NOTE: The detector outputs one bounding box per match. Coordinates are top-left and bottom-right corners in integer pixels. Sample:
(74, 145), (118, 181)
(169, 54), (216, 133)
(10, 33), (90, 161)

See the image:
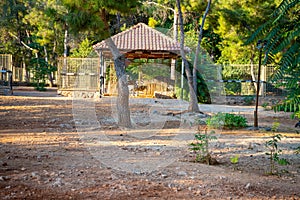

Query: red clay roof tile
(93, 23), (188, 56)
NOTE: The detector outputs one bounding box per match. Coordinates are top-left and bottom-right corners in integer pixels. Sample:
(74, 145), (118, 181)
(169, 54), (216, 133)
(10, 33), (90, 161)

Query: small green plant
(265, 122), (290, 175)
(242, 96), (254, 105)
(295, 146), (300, 154)
(189, 128), (217, 165)
(230, 155), (239, 164)
(206, 112), (247, 129)
(262, 102), (271, 110)
(230, 155), (240, 170)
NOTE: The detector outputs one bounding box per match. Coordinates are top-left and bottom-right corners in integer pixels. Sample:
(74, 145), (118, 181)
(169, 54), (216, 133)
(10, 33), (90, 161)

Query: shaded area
(0, 87), (299, 199)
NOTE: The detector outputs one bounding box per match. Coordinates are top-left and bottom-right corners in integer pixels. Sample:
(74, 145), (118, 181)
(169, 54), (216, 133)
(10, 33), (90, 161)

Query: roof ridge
(93, 23), (179, 49)
(93, 22), (189, 57)
(134, 23), (179, 45)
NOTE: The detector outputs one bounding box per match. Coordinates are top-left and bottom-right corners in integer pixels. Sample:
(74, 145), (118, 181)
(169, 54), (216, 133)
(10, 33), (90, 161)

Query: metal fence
(0, 54), (12, 71)
(57, 58), (99, 91)
(199, 64), (286, 96)
(0, 54), (27, 82)
(0, 54), (13, 95)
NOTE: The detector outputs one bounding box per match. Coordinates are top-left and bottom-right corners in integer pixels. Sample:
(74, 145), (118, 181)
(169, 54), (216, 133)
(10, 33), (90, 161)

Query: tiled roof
(93, 23), (186, 57)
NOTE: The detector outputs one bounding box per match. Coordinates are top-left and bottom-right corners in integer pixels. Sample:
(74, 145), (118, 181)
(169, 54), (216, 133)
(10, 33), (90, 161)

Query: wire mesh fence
(199, 64), (286, 96)
(56, 56), (288, 98)
(57, 58), (99, 91)
(0, 54), (13, 95)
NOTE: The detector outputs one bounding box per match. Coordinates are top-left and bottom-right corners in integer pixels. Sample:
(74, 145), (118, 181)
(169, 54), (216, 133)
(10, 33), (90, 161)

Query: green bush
(243, 96), (254, 105)
(225, 82), (241, 95)
(207, 112), (247, 129)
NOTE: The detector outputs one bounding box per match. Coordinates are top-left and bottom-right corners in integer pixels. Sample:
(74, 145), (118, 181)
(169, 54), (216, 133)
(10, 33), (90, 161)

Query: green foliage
(70, 38), (96, 58)
(29, 57), (56, 91)
(230, 155), (239, 164)
(211, 0), (277, 64)
(246, 0), (300, 119)
(295, 146), (300, 154)
(189, 129), (217, 165)
(262, 102), (269, 109)
(222, 65), (254, 95)
(265, 122), (290, 175)
(222, 65), (252, 80)
(243, 96), (254, 105)
(224, 82), (241, 95)
(62, 0), (140, 40)
(148, 17), (158, 28)
(196, 70), (212, 104)
(201, 29), (222, 62)
(274, 102), (300, 114)
(207, 112), (248, 129)
(174, 59), (211, 103)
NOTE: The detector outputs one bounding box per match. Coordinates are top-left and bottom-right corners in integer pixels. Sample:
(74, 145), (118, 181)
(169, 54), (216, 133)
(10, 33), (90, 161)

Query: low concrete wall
(58, 90), (100, 98)
(212, 95), (284, 106)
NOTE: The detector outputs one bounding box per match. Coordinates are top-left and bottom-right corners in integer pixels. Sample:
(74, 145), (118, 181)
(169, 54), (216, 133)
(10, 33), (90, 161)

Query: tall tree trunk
(22, 57), (29, 83)
(62, 27), (68, 88)
(173, 10), (178, 41)
(250, 45), (257, 91)
(116, 13), (121, 33)
(44, 46), (54, 87)
(35, 52), (41, 89)
(193, 0), (211, 95)
(101, 9), (131, 128)
(105, 38), (131, 128)
(63, 29), (68, 59)
(176, 0), (200, 112)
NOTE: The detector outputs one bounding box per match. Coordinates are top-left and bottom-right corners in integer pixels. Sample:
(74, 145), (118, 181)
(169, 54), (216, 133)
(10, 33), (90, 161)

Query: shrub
(265, 122), (290, 175)
(243, 96), (254, 105)
(189, 129), (217, 165)
(207, 112), (247, 129)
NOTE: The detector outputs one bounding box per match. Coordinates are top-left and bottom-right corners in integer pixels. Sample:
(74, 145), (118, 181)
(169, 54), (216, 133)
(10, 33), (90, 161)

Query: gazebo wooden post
(171, 59), (176, 80)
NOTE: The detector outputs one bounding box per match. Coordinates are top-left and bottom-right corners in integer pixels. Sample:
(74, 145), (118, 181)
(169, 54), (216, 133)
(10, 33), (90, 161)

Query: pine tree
(62, 0), (140, 127)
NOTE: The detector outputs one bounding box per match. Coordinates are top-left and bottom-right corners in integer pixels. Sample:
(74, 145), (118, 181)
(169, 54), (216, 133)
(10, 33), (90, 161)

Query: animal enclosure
(57, 58), (100, 97)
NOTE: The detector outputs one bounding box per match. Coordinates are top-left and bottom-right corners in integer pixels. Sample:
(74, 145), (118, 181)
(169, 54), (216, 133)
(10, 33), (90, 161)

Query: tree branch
(8, 31), (37, 51)
(144, 1), (175, 12)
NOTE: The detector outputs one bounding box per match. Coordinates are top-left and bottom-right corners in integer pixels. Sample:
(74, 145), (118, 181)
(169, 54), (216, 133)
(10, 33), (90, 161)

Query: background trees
(61, 0), (139, 127)
(0, 0), (298, 118)
(246, 0), (300, 118)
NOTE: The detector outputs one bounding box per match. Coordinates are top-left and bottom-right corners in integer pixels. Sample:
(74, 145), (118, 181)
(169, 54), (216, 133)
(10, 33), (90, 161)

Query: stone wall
(212, 95), (284, 106)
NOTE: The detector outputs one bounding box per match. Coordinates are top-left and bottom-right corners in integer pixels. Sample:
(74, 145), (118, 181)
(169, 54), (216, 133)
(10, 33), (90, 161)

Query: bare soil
(0, 87), (299, 200)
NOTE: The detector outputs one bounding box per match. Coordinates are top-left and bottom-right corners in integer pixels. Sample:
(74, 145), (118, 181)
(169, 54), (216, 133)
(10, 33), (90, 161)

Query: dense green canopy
(0, 0), (298, 117)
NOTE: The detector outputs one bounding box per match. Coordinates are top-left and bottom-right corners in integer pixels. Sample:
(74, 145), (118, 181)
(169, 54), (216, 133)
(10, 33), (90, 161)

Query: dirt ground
(0, 87), (299, 200)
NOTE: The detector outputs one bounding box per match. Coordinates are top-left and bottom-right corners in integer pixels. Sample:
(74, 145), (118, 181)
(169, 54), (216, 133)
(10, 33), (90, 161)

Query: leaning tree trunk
(105, 37), (131, 128)
(193, 0), (211, 95)
(176, 0), (200, 112)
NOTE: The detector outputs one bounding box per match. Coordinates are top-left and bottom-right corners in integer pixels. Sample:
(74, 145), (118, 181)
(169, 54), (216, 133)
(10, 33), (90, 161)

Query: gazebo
(93, 23), (187, 97)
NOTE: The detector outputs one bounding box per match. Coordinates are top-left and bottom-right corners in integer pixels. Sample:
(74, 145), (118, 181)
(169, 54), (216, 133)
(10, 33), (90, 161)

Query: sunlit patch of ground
(0, 87), (299, 199)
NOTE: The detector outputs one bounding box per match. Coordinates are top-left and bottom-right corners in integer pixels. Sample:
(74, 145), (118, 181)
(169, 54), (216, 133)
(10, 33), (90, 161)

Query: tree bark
(44, 46), (54, 87)
(105, 37), (131, 128)
(176, 0), (200, 112)
(173, 10), (178, 41)
(144, 2), (177, 41)
(193, 0), (211, 95)
(250, 45), (257, 92)
(62, 27), (68, 88)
